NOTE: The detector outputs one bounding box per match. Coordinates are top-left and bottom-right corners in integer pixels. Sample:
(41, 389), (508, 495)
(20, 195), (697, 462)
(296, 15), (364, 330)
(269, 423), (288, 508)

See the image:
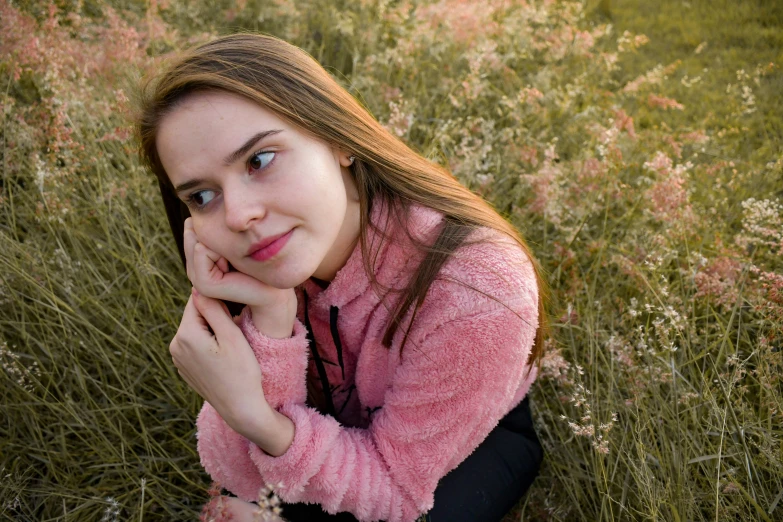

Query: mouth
(247, 228), (294, 262)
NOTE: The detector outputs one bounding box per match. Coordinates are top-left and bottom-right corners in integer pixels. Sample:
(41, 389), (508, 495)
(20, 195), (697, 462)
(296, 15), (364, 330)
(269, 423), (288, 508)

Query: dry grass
(1, 0), (781, 520)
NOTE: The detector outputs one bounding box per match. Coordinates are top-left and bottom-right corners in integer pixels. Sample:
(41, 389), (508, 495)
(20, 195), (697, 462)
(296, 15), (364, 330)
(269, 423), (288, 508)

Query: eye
(187, 189), (216, 210)
(248, 151), (275, 172)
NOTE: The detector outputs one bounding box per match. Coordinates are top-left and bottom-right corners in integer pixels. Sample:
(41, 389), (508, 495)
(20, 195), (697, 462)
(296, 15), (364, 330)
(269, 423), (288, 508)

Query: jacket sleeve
(233, 305), (310, 409)
(194, 305), (310, 502)
(197, 286), (538, 521)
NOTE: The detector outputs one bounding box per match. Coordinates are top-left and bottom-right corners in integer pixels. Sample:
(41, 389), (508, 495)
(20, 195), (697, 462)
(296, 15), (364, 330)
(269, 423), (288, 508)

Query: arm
(196, 290), (538, 522)
(197, 262), (538, 522)
(234, 305), (309, 409)
(243, 300), (538, 522)
(194, 305), (310, 501)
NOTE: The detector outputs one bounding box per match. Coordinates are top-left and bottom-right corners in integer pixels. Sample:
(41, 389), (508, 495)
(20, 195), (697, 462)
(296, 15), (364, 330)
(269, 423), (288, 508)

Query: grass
(1, 0), (781, 520)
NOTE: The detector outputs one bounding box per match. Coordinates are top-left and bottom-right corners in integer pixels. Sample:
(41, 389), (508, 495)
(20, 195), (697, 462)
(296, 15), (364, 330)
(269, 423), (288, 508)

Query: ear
(337, 149), (354, 167)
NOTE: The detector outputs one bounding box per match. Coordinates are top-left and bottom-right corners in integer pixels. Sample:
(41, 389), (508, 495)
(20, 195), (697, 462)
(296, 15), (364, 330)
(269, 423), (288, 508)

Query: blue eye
(248, 151), (275, 172)
(186, 189), (216, 210)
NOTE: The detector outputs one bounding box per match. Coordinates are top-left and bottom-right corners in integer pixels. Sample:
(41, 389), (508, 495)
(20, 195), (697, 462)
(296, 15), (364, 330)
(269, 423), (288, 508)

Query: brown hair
(135, 33), (548, 371)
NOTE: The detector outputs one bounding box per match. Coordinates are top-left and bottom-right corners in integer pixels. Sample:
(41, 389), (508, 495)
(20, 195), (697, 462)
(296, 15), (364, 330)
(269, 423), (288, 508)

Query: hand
(201, 495), (284, 522)
(169, 288), (270, 431)
(183, 217), (294, 310)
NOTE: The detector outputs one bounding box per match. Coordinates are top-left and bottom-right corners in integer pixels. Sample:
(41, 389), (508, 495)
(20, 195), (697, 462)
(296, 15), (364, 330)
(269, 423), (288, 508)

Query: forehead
(156, 91), (291, 181)
(158, 90), (289, 143)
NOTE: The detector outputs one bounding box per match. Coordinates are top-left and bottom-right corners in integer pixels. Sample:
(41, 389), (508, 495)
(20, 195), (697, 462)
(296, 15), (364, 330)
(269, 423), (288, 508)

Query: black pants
(234, 397), (543, 522)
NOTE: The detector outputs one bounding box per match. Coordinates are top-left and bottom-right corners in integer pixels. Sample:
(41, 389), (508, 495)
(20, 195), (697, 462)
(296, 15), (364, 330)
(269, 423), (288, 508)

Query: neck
(310, 276), (331, 289)
(310, 197), (361, 282)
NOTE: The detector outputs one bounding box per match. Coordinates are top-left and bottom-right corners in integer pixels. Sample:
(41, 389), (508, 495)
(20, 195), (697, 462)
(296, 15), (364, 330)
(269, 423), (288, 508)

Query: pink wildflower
(383, 99), (414, 137)
(643, 151), (673, 175)
(617, 30), (649, 52)
(643, 153), (695, 226)
(575, 158), (606, 195)
(574, 30), (595, 55)
(606, 335), (634, 367)
(623, 60), (682, 93)
(706, 160), (728, 176)
(647, 94), (685, 110)
(664, 136), (682, 158)
(753, 270), (783, 330)
(519, 145), (539, 167)
(694, 257), (742, 307)
(646, 172), (693, 223)
(539, 345), (573, 385)
(519, 143), (562, 223)
(519, 86), (544, 105)
(98, 127), (132, 143)
(681, 130), (710, 144)
(414, 0), (506, 44)
(612, 108), (637, 139)
(382, 85), (402, 103)
(580, 157), (605, 179)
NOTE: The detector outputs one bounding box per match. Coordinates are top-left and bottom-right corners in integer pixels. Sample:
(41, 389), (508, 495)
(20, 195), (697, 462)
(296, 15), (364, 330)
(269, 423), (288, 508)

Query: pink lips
(248, 229), (294, 262)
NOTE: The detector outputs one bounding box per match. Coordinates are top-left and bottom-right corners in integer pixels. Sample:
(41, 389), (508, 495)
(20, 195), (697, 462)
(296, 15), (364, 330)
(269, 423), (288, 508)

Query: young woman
(136, 33), (546, 522)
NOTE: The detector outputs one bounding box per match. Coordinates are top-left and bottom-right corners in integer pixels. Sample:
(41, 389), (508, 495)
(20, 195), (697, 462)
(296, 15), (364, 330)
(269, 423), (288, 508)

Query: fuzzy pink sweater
(195, 197), (539, 522)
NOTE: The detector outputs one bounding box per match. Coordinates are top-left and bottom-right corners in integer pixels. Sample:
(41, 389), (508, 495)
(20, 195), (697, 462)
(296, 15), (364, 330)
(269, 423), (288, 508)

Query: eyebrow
(173, 129), (284, 195)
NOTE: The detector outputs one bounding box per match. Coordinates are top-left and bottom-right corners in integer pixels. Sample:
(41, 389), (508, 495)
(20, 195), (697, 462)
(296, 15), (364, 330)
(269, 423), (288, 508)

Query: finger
(211, 269), (273, 306)
(192, 288), (231, 316)
(183, 219), (197, 281)
(191, 243), (275, 307)
(192, 290), (245, 347)
(192, 242), (235, 298)
(222, 497), (263, 520)
(200, 242), (226, 272)
(181, 292), (212, 339)
(193, 242), (218, 287)
(187, 233), (228, 276)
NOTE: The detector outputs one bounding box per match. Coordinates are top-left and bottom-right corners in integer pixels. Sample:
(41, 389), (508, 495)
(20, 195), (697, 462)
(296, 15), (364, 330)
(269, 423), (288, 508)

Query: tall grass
(1, 0), (781, 520)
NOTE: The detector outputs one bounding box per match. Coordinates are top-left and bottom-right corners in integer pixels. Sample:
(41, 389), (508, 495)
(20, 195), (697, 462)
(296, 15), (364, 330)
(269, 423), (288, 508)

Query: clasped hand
(169, 217), (295, 436)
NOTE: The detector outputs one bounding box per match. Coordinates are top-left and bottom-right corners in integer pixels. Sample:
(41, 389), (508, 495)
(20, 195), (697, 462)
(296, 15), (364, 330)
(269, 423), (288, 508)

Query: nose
(222, 180), (266, 233)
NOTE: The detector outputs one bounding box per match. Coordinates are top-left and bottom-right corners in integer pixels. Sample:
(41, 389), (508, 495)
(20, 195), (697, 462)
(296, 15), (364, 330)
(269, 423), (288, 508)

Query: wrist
(239, 403), (296, 457)
(248, 303), (296, 339)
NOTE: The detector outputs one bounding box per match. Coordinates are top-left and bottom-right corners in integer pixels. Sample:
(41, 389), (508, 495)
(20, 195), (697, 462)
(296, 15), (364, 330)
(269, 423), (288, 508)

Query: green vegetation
(1, 0), (781, 520)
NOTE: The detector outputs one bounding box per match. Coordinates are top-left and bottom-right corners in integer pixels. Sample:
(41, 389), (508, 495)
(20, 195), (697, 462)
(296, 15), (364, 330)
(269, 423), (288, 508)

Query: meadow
(1, 0), (781, 520)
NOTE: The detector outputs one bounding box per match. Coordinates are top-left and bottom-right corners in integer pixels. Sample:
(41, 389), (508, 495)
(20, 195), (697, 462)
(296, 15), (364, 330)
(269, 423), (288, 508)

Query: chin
(250, 262), (314, 290)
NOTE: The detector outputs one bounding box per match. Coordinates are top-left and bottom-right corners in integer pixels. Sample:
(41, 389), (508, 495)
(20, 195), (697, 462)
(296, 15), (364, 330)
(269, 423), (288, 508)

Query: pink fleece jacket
(195, 197), (539, 522)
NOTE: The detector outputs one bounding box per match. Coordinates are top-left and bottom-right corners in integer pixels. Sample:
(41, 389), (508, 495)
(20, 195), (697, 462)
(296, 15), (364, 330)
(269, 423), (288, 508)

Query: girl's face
(156, 90), (361, 289)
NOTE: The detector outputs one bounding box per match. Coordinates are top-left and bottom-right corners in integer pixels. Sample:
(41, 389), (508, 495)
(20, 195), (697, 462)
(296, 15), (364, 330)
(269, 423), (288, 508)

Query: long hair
(135, 33), (548, 371)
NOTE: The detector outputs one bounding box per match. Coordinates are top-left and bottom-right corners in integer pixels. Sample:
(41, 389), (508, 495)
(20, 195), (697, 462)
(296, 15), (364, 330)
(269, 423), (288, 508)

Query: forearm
(245, 403), (424, 522)
(237, 402), (296, 458)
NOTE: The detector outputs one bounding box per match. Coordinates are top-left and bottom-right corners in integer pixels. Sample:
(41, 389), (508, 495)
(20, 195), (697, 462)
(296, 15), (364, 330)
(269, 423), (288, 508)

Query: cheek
(192, 222), (228, 255)
(286, 150), (339, 192)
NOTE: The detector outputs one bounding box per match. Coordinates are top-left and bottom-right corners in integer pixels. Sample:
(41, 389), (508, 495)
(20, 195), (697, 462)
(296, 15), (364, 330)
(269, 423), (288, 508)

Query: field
(1, 0), (781, 520)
